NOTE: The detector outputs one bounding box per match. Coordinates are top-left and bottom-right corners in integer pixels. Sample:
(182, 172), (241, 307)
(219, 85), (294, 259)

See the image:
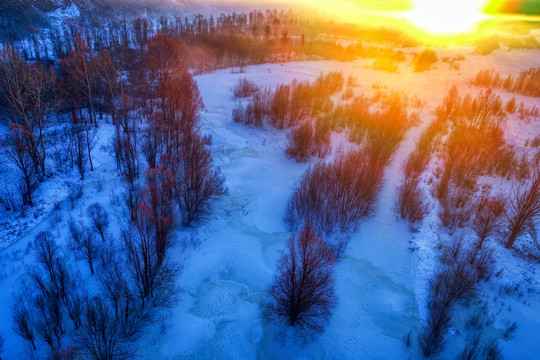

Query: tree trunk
(83, 115), (94, 172)
(505, 229), (519, 249)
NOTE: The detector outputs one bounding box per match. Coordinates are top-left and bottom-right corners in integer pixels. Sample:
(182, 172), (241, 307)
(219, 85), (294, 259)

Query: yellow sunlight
(406, 0), (490, 34)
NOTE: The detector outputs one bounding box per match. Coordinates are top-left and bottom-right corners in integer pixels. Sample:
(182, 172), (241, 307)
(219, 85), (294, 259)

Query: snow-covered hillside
(0, 0), (252, 35)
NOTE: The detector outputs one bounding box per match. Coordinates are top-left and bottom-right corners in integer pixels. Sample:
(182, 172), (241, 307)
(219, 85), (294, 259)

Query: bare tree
(60, 35), (97, 172)
(177, 133), (227, 226)
(33, 232), (74, 306)
(285, 150), (384, 236)
(113, 125), (140, 186)
(65, 292), (84, 331)
(60, 35), (97, 126)
(87, 203), (110, 242)
(73, 296), (140, 360)
(12, 299), (36, 351)
(68, 218), (99, 275)
(232, 77), (259, 98)
(418, 299), (451, 358)
(69, 120), (88, 180)
(505, 165), (540, 248)
(33, 288), (65, 350)
(34, 231), (60, 283)
(470, 193), (505, 261)
(2, 123), (39, 206)
(269, 84), (290, 129)
(139, 166), (176, 265)
(419, 261), (478, 357)
(93, 51), (119, 125)
(97, 247), (138, 325)
(263, 222), (337, 341)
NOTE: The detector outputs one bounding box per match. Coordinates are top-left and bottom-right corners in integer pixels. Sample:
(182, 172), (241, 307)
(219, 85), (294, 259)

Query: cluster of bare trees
(283, 89), (417, 244)
(263, 222), (337, 342)
(13, 231), (83, 353)
(234, 71), (417, 168)
(418, 228), (503, 358)
(12, 192), (182, 358)
(13, 212), (175, 359)
(398, 85), (540, 253)
(433, 87), (539, 251)
(1, 25), (227, 225)
(0, 46), (57, 206)
(5, 25), (228, 358)
(396, 85), (540, 357)
(232, 77), (259, 98)
(233, 72), (342, 125)
(396, 104), (448, 225)
(109, 32), (227, 231)
(0, 35), (118, 208)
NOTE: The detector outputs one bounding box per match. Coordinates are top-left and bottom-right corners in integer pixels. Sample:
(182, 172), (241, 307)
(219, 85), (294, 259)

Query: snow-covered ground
(1, 48), (540, 359)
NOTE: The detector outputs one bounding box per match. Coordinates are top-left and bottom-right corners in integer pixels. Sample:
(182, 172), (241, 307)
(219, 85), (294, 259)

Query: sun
(406, 0), (490, 35)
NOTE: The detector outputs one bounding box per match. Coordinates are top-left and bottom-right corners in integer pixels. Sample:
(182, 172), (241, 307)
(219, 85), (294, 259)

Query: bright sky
(256, 0), (502, 35)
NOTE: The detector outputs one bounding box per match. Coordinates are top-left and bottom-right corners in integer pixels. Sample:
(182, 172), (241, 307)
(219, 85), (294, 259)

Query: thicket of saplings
(5, 30), (227, 359)
(396, 85), (540, 357)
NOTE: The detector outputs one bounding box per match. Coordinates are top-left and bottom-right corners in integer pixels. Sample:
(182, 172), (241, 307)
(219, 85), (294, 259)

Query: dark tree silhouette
(34, 231), (60, 282)
(87, 203), (110, 242)
(12, 300), (36, 351)
(68, 218), (99, 275)
(73, 296), (139, 360)
(419, 261), (478, 357)
(263, 222), (337, 341)
(139, 166), (176, 265)
(2, 123), (39, 206)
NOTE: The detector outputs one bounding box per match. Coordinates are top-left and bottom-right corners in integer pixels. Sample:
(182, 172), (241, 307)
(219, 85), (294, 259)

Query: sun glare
(406, 0), (490, 35)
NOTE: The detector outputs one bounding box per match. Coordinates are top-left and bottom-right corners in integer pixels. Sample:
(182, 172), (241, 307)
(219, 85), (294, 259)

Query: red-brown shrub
(263, 222), (336, 341)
